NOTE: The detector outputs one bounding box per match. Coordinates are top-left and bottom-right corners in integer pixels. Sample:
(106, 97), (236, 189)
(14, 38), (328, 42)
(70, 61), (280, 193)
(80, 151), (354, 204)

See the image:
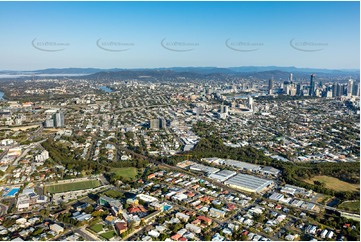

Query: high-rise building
(296, 83), (302, 96)
(352, 82), (360, 96)
(248, 96), (254, 110)
(336, 83), (342, 97)
(347, 79), (354, 97)
(223, 105), (229, 114)
(341, 84), (347, 96)
(268, 79), (274, 94)
(196, 106), (203, 116)
(150, 118), (166, 130)
(43, 119), (54, 128)
(309, 74), (316, 96)
(332, 83), (338, 97)
(289, 73), (293, 82)
(283, 81), (291, 95)
(150, 118), (160, 130)
(289, 86), (297, 96)
(159, 118), (166, 129)
(53, 112), (64, 128)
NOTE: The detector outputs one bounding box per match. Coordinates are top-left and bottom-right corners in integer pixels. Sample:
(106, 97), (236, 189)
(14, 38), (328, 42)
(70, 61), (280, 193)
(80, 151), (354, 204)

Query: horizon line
(1, 65), (360, 72)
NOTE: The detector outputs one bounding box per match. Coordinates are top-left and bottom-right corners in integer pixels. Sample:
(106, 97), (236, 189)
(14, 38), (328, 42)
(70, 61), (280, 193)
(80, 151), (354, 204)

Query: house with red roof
(197, 215), (212, 225)
(171, 233), (182, 241)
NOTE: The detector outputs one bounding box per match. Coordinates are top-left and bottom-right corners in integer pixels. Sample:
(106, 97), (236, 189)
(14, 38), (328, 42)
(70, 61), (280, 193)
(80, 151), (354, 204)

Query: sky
(0, 1), (359, 70)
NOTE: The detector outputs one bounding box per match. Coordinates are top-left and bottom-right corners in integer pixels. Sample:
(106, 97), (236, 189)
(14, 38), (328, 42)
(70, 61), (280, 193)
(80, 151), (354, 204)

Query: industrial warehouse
(208, 170), (237, 182)
(224, 173), (274, 193)
(177, 159), (277, 193)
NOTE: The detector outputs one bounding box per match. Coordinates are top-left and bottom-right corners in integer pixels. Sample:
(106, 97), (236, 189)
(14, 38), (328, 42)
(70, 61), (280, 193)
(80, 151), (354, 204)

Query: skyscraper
(284, 81), (291, 95)
(196, 106), (203, 117)
(289, 73), (293, 82)
(43, 119), (54, 128)
(150, 118), (160, 130)
(352, 82), (360, 96)
(332, 83), (338, 97)
(296, 83), (302, 96)
(268, 78), (274, 94)
(223, 105), (229, 114)
(150, 118), (166, 130)
(248, 96), (254, 110)
(341, 84), (347, 96)
(53, 112), (64, 128)
(159, 118), (166, 129)
(347, 78), (354, 97)
(309, 74), (316, 96)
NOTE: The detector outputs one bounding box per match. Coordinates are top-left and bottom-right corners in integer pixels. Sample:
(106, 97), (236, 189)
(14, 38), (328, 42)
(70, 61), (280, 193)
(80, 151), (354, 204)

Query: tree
(129, 220), (135, 230)
(84, 205), (94, 214)
(140, 219), (145, 227)
(32, 228), (43, 236)
(240, 234), (248, 241)
(204, 233), (212, 241)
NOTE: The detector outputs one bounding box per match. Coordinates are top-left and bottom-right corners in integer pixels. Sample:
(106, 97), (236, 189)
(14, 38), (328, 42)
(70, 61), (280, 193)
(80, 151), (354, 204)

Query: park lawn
(90, 224), (103, 233)
(45, 180), (101, 193)
(303, 175), (359, 192)
(100, 231), (116, 240)
(338, 201), (360, 213)
(112, 167), (138, 181)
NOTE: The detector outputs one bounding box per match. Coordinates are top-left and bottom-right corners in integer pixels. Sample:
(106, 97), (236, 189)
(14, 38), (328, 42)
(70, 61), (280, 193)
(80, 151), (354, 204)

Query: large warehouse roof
(208, 170), (237, 182)
(221, 159), (261, 171)
(224, 173), (273, 193)
(189, 163), (220, 174)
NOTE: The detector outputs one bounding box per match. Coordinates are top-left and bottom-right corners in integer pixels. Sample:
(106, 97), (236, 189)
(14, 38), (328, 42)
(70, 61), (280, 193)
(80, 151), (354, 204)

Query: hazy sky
(0, 1), (359, 70)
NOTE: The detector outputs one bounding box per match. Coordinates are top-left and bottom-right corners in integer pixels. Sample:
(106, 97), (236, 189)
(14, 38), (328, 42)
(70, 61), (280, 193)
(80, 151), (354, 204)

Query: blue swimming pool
(163, 205), (172, 211)
(5, 188), (20, 197)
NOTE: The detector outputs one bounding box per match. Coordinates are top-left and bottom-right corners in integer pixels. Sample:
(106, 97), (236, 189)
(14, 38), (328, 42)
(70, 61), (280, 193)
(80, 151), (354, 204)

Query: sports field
(45, 180), (101, 193)
(100, 231), (116, 240)
(89, 223), (103, 233)
(112, 167), (138, 180)
(338, 200), (360, 213)
(303, 175), (359, 192)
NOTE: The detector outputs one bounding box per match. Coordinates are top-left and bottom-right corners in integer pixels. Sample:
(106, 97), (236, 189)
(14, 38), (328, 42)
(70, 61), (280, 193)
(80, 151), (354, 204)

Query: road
(74, 227), (101, 241)
(0, 145), (15, 160)
(29, 125), (44, 141)
(13, 139), (47, 166)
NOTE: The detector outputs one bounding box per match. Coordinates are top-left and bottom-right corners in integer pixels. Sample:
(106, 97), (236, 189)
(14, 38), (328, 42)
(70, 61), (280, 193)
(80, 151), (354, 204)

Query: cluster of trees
(1, 217), (16, 228)
(108, 159), (148, 169)
(103, 189), (125, 199)
(280, 162), (360, 200)
(42, 139), (149, 183)
(42, 139), (107, 174)
(57, 212), (80, 226)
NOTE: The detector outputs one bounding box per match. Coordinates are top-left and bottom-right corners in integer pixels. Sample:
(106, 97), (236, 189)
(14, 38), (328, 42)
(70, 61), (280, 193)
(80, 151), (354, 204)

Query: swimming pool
(163, 205), (172, 211)
(5, 188), (20, 197)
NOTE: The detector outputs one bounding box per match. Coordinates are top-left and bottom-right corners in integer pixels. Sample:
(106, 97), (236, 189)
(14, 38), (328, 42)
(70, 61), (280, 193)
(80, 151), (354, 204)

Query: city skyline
(0, 1), (359, 70)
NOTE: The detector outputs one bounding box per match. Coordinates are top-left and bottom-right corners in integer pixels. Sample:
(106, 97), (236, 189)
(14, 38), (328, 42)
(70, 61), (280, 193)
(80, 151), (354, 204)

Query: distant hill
(0, 66), (359, 80)
(83, 69), (354, 82)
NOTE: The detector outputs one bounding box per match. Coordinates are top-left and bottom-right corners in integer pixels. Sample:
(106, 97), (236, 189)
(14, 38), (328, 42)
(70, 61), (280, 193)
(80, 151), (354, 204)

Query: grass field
(45, 180), (101, 193)
(112, 167), (138, 181)
(303, 175), (359, 192)
(100, 231), (116, 240)
(338, 201), (360, 213)
(89, 224), (103, 233)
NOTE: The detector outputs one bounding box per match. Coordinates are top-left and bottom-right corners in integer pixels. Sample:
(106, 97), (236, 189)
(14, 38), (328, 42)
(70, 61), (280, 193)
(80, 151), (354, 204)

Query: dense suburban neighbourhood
(0, 69), (359, 241)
